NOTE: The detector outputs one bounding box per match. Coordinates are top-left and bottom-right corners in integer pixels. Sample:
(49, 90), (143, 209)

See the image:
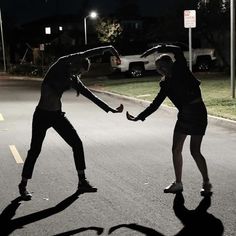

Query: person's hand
(126, 111), (139, 121)
(140, 45), (164, 58)
(110, 104), (123, 113)
(157, 44), (167, 53)
(158, 44), (181, 55)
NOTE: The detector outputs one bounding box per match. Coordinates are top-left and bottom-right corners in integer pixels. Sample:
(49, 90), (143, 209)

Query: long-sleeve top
(37, 51), (111, 112)
(37, 79), (111, 112)
(137, 49), (202, 121)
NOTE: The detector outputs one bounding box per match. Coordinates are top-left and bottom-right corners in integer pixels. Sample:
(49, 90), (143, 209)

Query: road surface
(0, 77), (235, 235)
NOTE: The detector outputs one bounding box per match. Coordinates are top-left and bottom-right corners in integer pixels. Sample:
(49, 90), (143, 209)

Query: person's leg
(53, 113), (86, 174)
(164, 132), (187, 193)
(21, 111), (48, 180)
(190, 135), (209, 182)
(190, 135), (212, 195)
(53, 113), (96, 192)
(172, 132), (187, 183)
(19, 110), (49, 199)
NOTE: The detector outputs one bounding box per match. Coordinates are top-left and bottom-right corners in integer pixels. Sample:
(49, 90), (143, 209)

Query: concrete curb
(0, 75), (43, 82)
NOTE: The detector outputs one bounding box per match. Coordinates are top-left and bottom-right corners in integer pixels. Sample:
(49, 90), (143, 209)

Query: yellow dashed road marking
(0, 113), (4, 121)
(9, 145), (24, 164)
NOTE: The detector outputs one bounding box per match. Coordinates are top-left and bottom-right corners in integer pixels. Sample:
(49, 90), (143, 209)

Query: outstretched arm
(141, 44), (184, 60)
(140, 46), (160, 58)
(126, 87), (166, 122)
(82, 45), (120, 59)
(63, 45), (120, 65)
(71, 75), (123, 113)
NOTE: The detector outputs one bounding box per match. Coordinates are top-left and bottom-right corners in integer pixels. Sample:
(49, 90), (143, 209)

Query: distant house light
(45, 27), (51, 34)
(59, 26), (63, 31)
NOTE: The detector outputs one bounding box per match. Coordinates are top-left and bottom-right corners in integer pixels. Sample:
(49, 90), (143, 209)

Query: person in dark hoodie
(18, 45), (123, 200)
(126, 44), (212, 196)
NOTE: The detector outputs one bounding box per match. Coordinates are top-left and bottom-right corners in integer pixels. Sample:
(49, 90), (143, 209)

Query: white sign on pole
(184, 10), (196, 28)
(184, 10), (196, 71)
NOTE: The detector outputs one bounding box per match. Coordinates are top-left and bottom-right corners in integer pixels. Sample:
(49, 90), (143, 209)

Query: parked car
(110, 42), (217, 78)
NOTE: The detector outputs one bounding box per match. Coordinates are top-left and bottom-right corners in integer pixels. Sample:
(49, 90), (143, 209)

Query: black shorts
(174, 102), (208, 135)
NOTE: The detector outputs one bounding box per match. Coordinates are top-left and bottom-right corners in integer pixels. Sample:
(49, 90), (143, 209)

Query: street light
(0, 8), (6, 72)
(84, 11), (98, 45)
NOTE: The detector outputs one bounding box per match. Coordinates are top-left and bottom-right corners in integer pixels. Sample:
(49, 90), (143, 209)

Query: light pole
(84, 11), (97, 45)
(0, 8), (6, 72)
(231, 0), (235, 98)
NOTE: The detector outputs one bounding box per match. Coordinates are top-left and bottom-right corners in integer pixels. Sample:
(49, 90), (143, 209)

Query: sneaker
(164, 182), (183, 193)
(18, 183), (32, 200)
(77, 179), (97, 193)
(200, 182), (212, 196)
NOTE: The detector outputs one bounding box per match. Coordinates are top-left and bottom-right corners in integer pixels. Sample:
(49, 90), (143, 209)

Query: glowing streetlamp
(84, 11), (98, 45)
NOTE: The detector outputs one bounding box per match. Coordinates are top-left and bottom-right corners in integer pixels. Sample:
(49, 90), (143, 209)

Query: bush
(9, 63), (47, 77)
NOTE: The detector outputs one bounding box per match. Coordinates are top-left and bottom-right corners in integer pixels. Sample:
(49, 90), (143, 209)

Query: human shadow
(53, 226), (104, 235)
(108, 193), (224, 236)
(173, 193), (224, 236)
(0, 191), (97, 235)
(108, 223), (165, 235)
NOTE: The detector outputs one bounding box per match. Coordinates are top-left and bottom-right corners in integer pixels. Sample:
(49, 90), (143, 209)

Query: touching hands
(109, 106), (143, 121)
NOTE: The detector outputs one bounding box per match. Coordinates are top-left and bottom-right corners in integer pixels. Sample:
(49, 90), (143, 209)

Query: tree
(197, 0), (230, 12)
(197, 0), (230, 68)
(95, 18), (123, 43)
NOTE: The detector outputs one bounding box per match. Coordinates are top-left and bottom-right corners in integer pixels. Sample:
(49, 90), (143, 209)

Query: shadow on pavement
(108, 193), (224, 236)
(173, 192), (224, 236)
(53, 226), (104, 235)
(108, 223), (164, 235)
(0, 191), (100, 235)
(0, 191), (224, 236)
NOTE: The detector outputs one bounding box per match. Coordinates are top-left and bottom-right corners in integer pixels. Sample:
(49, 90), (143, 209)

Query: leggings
(22, 107), (86, 179)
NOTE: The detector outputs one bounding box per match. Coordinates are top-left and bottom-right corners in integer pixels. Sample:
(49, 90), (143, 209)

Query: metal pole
(84, 17), (87, 45)
(189, 28), (192, 71)
(0, 8), (6, 72)
(20, 48), (29, 64)
(231, 0), (235, 98)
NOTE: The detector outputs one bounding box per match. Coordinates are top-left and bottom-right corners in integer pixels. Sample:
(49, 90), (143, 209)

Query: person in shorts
(126, 44), (212, 196)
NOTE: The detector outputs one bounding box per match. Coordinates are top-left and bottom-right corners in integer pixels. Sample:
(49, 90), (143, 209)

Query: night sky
(0, 0), (185, 25)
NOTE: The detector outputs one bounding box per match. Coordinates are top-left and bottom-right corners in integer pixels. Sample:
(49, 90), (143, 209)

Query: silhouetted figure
(1, 192), (80, 235)
(108, 223), (164, 236)
(173, 193), (224, 235)
(18, 46), (123, 200)
(0, 192), (105, 235)
(54, 226), (104, 236)
(127, 44), (212, 195)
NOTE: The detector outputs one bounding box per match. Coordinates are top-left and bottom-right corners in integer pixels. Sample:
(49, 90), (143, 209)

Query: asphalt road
(0, 78), (235, 236)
